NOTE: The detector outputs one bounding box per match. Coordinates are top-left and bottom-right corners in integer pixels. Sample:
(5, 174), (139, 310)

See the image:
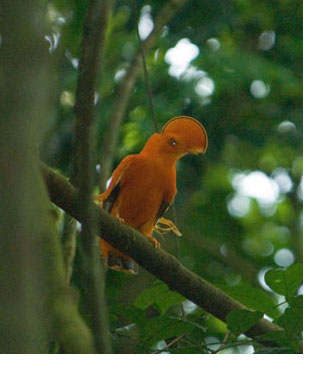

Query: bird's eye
(169, 138), (177, 147)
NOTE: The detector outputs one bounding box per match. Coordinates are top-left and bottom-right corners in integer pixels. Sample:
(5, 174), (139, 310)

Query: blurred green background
(43, 0), (302, 354)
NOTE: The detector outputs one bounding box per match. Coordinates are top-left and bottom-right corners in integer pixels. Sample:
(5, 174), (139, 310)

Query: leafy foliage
(257, 267), (303, 353)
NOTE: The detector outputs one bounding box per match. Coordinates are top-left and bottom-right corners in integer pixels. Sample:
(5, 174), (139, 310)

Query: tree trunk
(0, 0), (93, 354)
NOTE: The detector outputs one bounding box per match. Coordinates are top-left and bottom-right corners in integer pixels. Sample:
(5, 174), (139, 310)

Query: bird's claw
(116, 215), (125, 224)
(147, 235), (160, 248)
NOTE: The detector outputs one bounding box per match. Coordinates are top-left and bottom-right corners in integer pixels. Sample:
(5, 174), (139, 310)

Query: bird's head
(161, 116), (208, 156)
(141, 116), (208, 163)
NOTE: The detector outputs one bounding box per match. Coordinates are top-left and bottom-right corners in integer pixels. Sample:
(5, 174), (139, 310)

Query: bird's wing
(103, 182), (120, 213)
(95, 155), (135, 211)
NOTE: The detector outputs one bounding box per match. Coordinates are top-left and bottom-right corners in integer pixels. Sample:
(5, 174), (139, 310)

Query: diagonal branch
(41, 162), (283, 341)
(98, 0), (188, 191)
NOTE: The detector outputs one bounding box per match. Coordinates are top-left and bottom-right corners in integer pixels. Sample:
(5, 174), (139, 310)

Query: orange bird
(96, 116), (208, 274)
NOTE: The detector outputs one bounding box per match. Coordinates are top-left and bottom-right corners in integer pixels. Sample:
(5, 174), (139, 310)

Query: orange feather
(96, 116), (208, 274)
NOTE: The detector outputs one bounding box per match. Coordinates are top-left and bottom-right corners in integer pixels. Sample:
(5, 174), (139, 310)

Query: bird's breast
(113, 157), (176, 229)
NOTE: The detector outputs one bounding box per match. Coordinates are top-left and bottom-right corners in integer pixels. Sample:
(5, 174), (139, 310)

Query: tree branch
(98, 0), (188, 191)
(41, 163), (283, 341)
(73, 0), (111, 354)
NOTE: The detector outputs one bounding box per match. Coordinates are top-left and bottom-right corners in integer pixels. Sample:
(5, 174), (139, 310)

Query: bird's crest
(161, 116), (208, 154)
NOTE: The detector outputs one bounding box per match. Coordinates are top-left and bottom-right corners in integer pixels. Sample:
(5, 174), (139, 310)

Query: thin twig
(214, 340), (255, 354)
(98, 0), (188, 191)
(133, 0), (158, 132)
(212, 330), (230, 353)
(133, 0), (185, 320)
(152, 333), (185, 353)
(152, 339), (257, 354)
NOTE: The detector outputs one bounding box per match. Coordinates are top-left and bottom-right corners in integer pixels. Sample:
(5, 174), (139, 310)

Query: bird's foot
(147, 235), (160, 248)
(107, 255), (138, 274)
(154, 217), (182, 236)
(116, 215), (125, 224)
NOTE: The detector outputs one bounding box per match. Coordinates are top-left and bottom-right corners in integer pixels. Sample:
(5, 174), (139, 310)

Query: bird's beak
(187, 147), (203, 155)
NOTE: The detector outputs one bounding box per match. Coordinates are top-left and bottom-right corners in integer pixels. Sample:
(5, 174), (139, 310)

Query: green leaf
(265, 263), (303, 299)
(140, 317), (205, 348)
(227, 309), (263, 336)
(222, 283), (279, 318)
(134, 282), (186, 314)
(277, 295), (303, 341)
